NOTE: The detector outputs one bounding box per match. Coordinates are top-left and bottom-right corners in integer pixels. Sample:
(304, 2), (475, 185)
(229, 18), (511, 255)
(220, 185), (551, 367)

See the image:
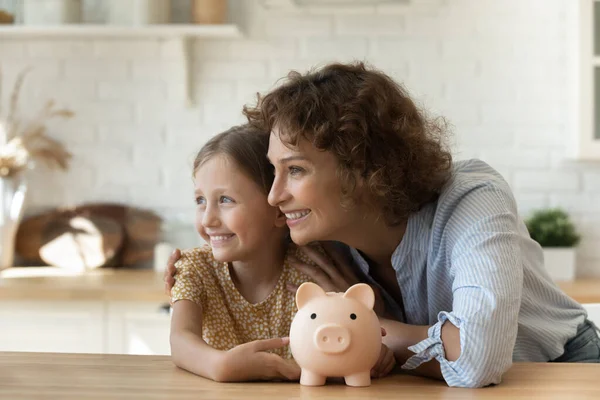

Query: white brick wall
(3, 0), (600, 275)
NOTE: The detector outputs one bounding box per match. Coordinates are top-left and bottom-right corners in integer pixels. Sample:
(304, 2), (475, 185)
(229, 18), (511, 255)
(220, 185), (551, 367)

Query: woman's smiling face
(267, 129), (360, 245)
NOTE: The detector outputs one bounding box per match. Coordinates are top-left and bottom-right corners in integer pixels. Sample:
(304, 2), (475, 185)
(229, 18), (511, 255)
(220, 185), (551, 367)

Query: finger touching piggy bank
(289, 282), (382, 387)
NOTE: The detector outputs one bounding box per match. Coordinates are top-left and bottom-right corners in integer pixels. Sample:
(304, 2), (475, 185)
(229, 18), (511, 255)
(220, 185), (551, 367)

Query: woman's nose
(268, 177), (286, 207)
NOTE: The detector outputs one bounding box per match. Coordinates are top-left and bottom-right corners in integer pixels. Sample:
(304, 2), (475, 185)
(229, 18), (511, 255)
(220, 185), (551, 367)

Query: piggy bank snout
(313, 324), (351, 354)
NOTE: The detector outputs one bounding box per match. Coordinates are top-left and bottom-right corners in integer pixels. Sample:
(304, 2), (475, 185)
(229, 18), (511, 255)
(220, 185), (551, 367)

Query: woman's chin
(289, 230), (316, 246)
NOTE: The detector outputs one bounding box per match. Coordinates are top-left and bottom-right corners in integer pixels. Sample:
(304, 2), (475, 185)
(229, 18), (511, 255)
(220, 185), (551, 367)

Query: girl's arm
(170, 299), (226, 380)
(170, 299), (300, 382)
(168, 251), (300, 382)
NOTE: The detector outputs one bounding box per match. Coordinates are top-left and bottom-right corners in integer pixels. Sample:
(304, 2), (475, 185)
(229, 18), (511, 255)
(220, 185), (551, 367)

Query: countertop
(557, 280), (600, 304)
(0, 266), (166, 302)
(1, 266), (599, 304)
(1, 352), (599, 400)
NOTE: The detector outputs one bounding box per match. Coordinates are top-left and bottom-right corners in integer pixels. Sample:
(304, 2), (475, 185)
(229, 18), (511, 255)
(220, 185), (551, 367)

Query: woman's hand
(287, 242), (386, 315)
(163, 248), (181, 298)
(287, 242), (358, 293)
(371, 343), (396, 378)
(216, 338), (300, 382)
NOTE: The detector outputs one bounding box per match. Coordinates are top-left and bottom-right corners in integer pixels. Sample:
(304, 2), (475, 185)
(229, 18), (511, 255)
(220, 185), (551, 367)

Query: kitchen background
(5, 0), (595, 273)
(1, 0), (599, 357)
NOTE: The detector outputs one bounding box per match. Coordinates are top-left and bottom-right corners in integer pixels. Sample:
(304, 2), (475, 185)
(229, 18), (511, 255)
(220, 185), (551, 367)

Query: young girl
(169, 124), (395, 382)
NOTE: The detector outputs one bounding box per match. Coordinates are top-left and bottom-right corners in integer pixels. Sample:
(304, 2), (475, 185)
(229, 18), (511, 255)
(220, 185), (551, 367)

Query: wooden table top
(1, 352), (599, 400)
(0, 265), (599, 304)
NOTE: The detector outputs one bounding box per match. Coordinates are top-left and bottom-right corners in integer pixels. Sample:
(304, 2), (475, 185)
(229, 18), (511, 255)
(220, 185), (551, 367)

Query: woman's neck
(341, 215), (407, 270)
(229, 234), (288, 304)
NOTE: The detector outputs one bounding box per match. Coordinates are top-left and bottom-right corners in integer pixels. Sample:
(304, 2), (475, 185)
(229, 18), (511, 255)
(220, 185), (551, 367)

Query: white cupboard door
(107, 301), (172, 355)
(583, 303), (600, 326)
(0, 301), (104, 353)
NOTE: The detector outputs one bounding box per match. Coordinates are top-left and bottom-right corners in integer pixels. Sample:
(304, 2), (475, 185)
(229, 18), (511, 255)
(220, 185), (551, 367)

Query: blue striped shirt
(341, 159), (587, 388)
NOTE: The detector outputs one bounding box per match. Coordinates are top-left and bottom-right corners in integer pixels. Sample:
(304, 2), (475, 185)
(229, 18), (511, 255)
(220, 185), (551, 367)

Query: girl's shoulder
(177, 244), (222, 273)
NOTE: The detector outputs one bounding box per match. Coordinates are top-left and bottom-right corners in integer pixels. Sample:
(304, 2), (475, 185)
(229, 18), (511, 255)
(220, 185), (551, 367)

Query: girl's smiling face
(194, 154), (286, 262)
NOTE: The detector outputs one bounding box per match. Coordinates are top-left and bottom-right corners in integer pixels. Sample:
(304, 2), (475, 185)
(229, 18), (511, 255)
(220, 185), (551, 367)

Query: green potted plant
(525, 208), (581, 282)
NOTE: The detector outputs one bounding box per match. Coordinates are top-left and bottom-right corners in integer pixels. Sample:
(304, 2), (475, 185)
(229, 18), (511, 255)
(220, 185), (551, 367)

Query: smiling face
(267, 130), (362, 246)
(194, 154), (286, 262)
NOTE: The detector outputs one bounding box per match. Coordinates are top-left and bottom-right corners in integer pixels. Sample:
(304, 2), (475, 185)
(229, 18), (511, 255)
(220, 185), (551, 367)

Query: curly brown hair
(243, 61), (453, 226)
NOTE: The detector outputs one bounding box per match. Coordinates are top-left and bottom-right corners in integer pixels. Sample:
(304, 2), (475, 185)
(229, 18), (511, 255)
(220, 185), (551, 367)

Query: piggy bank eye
(350, 313), (357, 320)
(310, 313), (317, 319)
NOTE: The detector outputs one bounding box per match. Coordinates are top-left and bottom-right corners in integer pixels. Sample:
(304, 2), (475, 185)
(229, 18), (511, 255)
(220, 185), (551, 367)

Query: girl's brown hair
(243, 61), (453, 226)
(193, 124), (273, 195)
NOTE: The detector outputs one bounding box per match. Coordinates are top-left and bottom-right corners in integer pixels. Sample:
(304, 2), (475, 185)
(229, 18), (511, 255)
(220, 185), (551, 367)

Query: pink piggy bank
(289, 282), (382, 387)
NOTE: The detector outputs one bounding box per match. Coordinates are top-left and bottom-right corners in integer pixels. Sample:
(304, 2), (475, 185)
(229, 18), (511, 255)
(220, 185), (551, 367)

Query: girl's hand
(371, 343), (396, 378)
(287, 242), (386, 315)
(216, 338), (300, 382)
(163, 249), (181, 298)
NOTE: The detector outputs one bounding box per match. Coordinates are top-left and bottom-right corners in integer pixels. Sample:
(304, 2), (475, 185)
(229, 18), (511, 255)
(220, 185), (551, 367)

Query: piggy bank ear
(296, 282), (326, 309)
(343, 283), (375, 310)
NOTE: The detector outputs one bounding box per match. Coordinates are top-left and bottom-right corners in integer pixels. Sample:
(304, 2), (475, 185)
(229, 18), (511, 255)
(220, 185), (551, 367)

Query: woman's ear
(274, 208), (287, 228)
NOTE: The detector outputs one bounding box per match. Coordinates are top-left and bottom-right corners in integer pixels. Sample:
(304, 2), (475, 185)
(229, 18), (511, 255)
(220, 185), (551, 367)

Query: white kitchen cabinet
(106, 301), (172, 356)
(0, 300), (171, 355)
(583, 303), (600, 326)
(0, 301), (104, 353)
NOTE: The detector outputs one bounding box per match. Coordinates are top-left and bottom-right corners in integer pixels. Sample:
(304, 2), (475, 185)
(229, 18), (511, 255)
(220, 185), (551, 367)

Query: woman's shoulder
(438, 159), (516, 208)
(446, 159), (511, 190)
(429, 159), (520, 230)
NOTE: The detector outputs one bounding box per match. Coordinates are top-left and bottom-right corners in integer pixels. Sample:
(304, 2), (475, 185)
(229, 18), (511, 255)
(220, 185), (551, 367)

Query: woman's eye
(195, 196), (205, 205)
(220, 196), (233, 204)
(289, 166), (303, 176)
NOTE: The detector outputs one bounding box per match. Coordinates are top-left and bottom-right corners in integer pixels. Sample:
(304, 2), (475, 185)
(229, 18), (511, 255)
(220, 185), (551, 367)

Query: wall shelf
(0, 24), (242, 39)
(0, 24), (243, 107)
(260, 0), (411, 9)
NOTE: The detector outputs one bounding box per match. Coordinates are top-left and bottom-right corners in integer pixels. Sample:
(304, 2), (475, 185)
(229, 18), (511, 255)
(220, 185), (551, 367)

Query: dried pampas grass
(0, 67), (74, 178)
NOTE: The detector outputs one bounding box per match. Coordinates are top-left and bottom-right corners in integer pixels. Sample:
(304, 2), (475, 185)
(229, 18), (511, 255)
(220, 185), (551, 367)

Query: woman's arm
(400, 183), (523, 388)
(291, 182), (523, 388)
(379, 318), (461, 380)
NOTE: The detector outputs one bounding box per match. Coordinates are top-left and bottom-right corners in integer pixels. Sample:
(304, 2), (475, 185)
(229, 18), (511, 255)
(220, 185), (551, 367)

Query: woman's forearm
(379, 318), (461, 381)
(170, 330), (225, 381)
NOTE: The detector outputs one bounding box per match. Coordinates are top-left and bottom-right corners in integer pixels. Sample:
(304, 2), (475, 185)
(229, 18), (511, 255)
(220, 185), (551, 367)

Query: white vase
(542, 248), (576, 282)
(0, 172), (27, 269)
(22, 0), (82, 25)
(108, 0), (171, 25)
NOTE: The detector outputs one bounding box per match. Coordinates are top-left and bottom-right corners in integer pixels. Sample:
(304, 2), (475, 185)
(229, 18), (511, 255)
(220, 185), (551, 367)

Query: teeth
(210, 235), (233, 241)
(285, 210), (310, 220)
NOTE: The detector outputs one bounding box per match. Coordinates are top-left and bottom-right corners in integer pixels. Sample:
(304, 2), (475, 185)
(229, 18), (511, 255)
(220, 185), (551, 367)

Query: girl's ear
(274, 208), (287, 228)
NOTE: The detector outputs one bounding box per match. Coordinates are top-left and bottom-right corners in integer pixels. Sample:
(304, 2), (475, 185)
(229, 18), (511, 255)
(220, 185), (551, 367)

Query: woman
(165, 62), (599, 388)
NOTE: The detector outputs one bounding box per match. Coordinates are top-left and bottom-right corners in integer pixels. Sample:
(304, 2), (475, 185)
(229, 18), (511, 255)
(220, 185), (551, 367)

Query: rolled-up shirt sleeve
(401, 183), (524, 388)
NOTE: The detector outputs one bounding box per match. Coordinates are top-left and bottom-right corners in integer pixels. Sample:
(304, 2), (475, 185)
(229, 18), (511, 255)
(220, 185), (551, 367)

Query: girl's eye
(220, 196), (234, 204)
(195, 196), (206, 205)
(289, 166), (304, 176)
